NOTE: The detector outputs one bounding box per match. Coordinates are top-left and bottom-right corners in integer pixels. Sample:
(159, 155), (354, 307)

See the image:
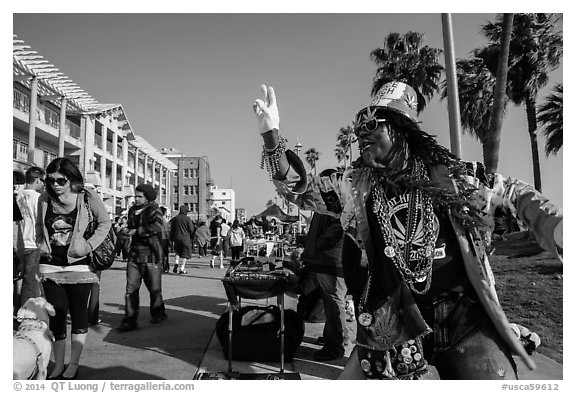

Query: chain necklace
(372, 160), (436, 295)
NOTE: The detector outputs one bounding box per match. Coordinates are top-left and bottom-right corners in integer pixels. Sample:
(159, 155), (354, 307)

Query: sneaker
(89, 318), (102, 327)
(172, 265), (179, 273)
(314, 347), (344, 362)
(210, 260), (215, 269)
(116, 323), (138, 332)
(151, 314), (168, 324)
(219, 264), (224, 269)
(178, 270), (187, 274)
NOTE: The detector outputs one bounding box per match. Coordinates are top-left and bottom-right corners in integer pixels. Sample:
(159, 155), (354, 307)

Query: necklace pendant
(419, 246), (434, 258)
(384, 246), (396, 258)
(358, 312), (373, 327)
(415, 275), (427, 283)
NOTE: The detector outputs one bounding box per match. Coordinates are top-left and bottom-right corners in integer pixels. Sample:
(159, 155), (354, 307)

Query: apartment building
(210, 187), (236, 223)
(235, 208), (246, 224)
(162, 148), (214, 221)
(13, 34), (176, 215)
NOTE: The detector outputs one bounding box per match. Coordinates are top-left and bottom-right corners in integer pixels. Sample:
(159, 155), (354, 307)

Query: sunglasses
(354, 118), (390, 136)
(46, 177), (69, 186)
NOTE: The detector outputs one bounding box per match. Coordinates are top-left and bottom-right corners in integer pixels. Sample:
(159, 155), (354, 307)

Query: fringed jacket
(273, 153), (562, 371)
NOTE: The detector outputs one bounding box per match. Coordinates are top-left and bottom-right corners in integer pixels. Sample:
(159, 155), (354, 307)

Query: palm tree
(335, 125), (356, 168)
(370, 31), (444, 113)
(334, 144), (348, 168)
(484, 13), (514, 174)
(537, 83), (563, 156)
(304, 147), (320, 175)
(442, 58), (499, 146)
(476, 13), (563, 191)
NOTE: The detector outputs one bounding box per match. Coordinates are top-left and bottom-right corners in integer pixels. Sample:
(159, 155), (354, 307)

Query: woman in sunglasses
(35, 157), (111, 379)
(252, 82), (563, 380)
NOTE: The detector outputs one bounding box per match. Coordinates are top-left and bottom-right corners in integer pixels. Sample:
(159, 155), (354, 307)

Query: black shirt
(44, 203), (87, 266)
(365, 188), (472, 308)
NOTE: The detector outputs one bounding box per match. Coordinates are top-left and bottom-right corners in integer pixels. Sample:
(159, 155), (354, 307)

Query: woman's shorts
(174, 241), (192, 259)
(210, 238), (222, 255)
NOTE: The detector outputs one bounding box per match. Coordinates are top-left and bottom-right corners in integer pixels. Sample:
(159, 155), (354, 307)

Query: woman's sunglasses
(354, 118), (390, 136)
(46, 177), (69, 186)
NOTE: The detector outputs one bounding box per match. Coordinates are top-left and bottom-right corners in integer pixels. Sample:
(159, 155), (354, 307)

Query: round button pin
(384, 246), (396, 258)
(360, 359), (371, 372)
(358, 312), (373, 327)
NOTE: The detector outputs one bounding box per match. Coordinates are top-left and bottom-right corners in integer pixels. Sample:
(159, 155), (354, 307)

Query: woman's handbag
(83, 193), (116, 271)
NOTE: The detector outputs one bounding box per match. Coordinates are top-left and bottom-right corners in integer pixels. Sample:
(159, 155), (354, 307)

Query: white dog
(13, 297), (55, 380)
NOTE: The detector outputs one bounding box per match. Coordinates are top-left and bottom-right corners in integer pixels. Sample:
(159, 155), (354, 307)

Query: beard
(360, 144), (390, 169)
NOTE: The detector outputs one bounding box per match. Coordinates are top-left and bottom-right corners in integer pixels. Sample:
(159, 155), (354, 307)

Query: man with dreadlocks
(252, 81), (563, 380)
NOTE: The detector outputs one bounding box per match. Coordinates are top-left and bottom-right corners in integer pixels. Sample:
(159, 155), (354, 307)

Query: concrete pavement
(72, 254), (562, 380)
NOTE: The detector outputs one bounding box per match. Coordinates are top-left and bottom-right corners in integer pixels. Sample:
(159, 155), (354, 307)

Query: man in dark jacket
(118, 184), (168, 331)
(300, 211), (349, 361)
(170, 205), (195, 274)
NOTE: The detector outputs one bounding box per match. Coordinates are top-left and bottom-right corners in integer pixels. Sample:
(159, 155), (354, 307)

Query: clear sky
(12, 12), (563, 217)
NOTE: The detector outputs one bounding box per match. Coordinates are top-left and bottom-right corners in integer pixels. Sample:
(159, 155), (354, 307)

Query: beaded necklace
(372, 159), (437, 295)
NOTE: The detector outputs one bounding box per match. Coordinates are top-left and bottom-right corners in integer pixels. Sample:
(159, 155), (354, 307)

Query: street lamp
(294, 139), (302, 156)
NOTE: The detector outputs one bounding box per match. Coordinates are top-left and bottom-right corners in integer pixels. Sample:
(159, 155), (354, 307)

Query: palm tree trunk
(484, 13), (513, 174)
(526, 93), (542, 192)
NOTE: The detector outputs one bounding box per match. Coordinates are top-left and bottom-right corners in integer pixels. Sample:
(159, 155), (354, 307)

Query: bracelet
(260, 135), (287, 180)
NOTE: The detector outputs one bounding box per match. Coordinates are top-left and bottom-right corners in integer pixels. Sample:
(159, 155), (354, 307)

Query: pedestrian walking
(252, 82), (563, 380)
(14, 166), (45, 308)
(117, 184), (168, 332)
(220, 219), (231, 258)
(36, 157), (111, 379)
(298, 209), (349, 362)
(160, 206), (171, 273)
(170, 205), (195, 274)
(228, 219), (246, 261)
(194, 220), (210, 257)
(209, 215), (224, 269)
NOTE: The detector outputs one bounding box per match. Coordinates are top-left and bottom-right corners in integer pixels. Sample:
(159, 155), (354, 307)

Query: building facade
(210, 187), (236, 223)
(13, 35), (176, 216)
(235, 208), (246, 224)
(162, 148), (214, 222)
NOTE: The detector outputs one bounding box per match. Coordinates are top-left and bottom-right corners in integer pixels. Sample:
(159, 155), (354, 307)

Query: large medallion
(372, 200), (381, 213)
(384, 246), (396, 258)
(358, 312), (373, 327)
(415, 275), (427, 283)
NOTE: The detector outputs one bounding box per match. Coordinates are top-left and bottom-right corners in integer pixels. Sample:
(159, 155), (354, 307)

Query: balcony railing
(37, 104), (60, 129)
(15, 89), (82, 140)
(94, 134), (103, 149)
(13, 139), (28, 161)
(42, 150), (57, 169)
(66, 120), (81, 139)
(13, 89), (30, 113)
(106, 140), (113, 155)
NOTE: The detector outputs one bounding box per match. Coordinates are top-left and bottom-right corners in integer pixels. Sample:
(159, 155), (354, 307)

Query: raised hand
(252, 85), (280, 134)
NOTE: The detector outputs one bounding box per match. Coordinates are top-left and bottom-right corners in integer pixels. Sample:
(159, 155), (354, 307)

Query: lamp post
(294, 139), (303, 234)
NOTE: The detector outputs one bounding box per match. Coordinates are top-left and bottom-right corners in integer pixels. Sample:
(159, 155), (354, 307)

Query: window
(192, 185), (198, 195)
(191, 203), (198, 213)
(191, 168), (198, 178)
(183, 169), (189, 178)
(162, 188), (166, 196)
(173, 186), (178, 194)
(184, 186), (190, 195)
(173, 203), (178, 211)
